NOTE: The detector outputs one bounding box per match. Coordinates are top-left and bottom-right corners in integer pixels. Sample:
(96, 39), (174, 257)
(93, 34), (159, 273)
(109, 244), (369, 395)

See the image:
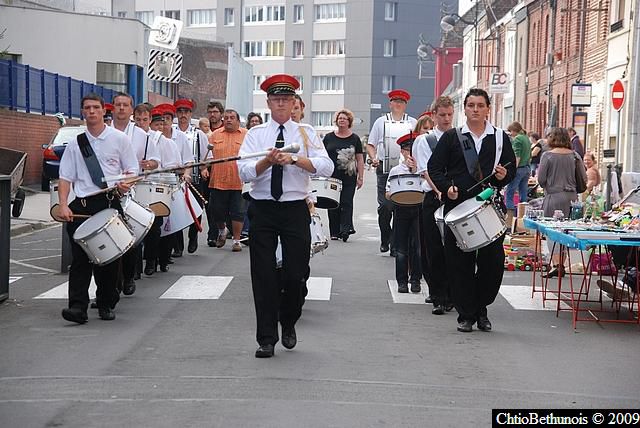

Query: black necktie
(271, 125), (285, 200)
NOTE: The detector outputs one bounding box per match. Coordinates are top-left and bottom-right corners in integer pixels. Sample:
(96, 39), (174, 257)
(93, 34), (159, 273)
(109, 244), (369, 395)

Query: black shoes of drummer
(62, 308), (88, 324)
(171, 250), (183, 258)
(255, 344), (275, 358)
(410, 282), (421, 293)
(159, 264), (169, 273)
(380, 243), (390, 253)
(144, 264), (155, 276)
(187, 238), (198, 254)
(432, 304), (445, 315)
(477, 316), (492, 332)
(123, 279), (136, 296)
(397, 283), (409, 293)
(282, 325), (297, 350)
(98, 307), (116, 321)
(457, 320), (474, 333)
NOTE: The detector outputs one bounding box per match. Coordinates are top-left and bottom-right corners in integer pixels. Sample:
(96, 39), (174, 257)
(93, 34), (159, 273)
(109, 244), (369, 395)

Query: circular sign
(612, 80), (625, 111)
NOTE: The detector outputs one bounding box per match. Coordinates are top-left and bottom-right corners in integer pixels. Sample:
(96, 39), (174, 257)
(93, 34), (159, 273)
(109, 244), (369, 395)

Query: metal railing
(0, 59), (117, 119)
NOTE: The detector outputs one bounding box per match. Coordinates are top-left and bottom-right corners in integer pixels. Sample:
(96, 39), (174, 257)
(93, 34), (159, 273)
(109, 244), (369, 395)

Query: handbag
(574, 154), (587, 193)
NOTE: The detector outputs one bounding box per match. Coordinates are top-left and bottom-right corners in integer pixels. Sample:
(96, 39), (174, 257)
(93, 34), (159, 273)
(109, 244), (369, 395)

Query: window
(244, 5), (286, 23)
(253, 75), (267, 91)
(117, 11), (127, 18)
(313, 76), (344, 93)
(293, 5), (304, 23)
(224, 8), (235, 26)
(312, 112), (334, 127)
(314, 3), (346, 21)
(244, 41), (285, 57)
(97, 62), (128, 92)
(611, 0), (625, 30)
(135, 11), (154, 26)
(162, 10), (180, 20)
(293, 41), (304, 58)
(313, 40), (346, 57)
(294, 76), (304, 92)
(187, 9), (215, 26)
(382, 75), (395, 93)
(383, 39), (395, 57)
(384, 2), (397, 21)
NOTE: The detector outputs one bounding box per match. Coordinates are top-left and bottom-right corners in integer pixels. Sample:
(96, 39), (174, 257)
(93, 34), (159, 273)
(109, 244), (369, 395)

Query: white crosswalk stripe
(9, 276), (23, 284)
(160, 276), (232, 300)
(306, 277), (332, 301)
(387, 280), (428, 304)
(499, 285), (571, 311)
(34, 278), (97, 299)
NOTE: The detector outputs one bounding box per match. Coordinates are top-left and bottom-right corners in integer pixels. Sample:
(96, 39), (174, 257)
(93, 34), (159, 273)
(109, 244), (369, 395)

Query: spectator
(583, 152), (601, 197)
(529, 132), (543, 176)
(246, 112), (263, 129)
(413, 113), (434, 135)
(568, 127), (584, 159)
(505, 121), (531, 215)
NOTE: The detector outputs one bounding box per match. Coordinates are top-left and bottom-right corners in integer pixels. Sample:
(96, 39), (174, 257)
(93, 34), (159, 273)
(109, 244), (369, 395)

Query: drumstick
(466, 162), (513, 193)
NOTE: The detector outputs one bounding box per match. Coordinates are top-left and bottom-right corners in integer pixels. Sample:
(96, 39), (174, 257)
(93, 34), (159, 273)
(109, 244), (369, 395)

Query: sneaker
(410, 282), (421, 293)
(216, 228), (228, 248)
(232, 242), (242, 252)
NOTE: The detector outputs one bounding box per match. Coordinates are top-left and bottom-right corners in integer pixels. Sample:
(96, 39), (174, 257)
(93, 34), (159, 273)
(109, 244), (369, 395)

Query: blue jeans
(506, 165), (531, 210)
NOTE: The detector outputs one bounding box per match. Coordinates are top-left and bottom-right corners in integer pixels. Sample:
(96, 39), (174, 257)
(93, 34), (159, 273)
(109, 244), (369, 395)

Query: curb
(10, 221), (60, 237)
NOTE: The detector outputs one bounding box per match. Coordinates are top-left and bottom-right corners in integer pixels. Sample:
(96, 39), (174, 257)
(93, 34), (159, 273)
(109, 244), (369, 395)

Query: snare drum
(310, 177), (342, 209)
(134, 180), (174, 216)
(49, 179), (76, 221)
(434, 205), (445, 242)
(310, 213), (329, 256)
(444, 198), (506, 252)
(73, 208), (135, 265)
(122, 197), (155, 246)
(146, 173), (178, 185)
(388, 174), (425, 206)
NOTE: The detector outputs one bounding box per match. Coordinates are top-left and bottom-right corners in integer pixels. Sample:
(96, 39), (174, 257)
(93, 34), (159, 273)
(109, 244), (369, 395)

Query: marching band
(55, 79), (517, 353)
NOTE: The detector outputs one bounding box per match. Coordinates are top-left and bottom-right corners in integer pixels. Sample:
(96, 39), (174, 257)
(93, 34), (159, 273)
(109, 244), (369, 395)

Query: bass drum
(73, 208), (135, 266)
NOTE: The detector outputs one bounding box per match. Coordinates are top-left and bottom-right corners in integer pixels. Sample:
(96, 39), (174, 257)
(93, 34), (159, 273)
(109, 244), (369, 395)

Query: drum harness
(383, 113), (410, 173)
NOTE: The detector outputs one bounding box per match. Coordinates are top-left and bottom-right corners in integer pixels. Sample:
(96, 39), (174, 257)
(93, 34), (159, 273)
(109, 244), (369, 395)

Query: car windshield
(51, 127), (86, 146)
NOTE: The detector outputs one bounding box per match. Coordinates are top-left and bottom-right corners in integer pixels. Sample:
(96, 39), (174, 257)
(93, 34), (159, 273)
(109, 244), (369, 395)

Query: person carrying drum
(366, 89), (417, 256)
(414, 96), (455, 314)
(428, 88), (516, 333)
(385, 133), (422, 293)
(238, 74), (333, 358)
(57, 93), (138, 324)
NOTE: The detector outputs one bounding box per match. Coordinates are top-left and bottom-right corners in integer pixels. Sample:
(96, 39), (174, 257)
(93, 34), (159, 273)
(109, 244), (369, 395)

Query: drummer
(385, 133), (422, 293)
(427, 88), (516, 332)
(366, 89), (417, 256)
(57, 93), (138, 324)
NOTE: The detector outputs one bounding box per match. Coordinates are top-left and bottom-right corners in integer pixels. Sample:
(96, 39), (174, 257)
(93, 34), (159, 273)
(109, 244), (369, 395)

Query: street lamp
(440, 13), (474, 32)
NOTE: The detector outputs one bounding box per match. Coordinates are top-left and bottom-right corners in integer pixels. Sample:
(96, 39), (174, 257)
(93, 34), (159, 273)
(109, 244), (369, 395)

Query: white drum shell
(146, 173), (178, 185)
(310, 177), (342, 209)
(73, 208), (135, 266)
(444, 198), (506, 252)
(123, 198), (155, 246)
(161, 185), (204, 237)
(310, 213), (329, 255)
(388, 174), (425, 205)
(50, 179), (76, 210)
(134, 181), (174, 211)
(434, 205), (445, 242)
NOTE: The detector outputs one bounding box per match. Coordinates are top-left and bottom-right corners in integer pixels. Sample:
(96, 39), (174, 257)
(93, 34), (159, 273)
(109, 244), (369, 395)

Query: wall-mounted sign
(571, 83), (592, 107)
(148, 16), (183, 50)
(489, 72), (510, 94)
(147, 49), (183, 83)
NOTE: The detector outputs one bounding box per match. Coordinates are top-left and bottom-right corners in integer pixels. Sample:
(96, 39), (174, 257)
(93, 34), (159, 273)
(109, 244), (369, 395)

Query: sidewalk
(9, 188), (59, 236)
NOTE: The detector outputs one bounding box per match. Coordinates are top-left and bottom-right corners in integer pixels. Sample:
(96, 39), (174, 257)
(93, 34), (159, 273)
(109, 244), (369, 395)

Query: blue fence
(0, 60), (117, 119)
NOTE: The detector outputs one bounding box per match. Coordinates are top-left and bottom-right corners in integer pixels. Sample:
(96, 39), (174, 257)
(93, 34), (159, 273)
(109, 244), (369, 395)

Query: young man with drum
(428, 88), (516, 333)
(57, 93), (138, 324)
(366, 90), (417, 255)
(385, 133), (422, 293)
(238, 74), (333, 358)
(413, 96), (455, 314)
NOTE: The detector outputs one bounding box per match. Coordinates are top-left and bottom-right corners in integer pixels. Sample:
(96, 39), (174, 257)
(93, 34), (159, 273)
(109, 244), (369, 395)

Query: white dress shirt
(118, 122), (161, 163)
(367, 113), (417, 160)
(238, 120), (334, 202)
(461, 120), (495, 154)
(59, 126), (138, 197)
(148, 130), (181, 168)
(170, 127), (193, 164)
(176, 124), (209, 162)
(413, 127), (447, 192)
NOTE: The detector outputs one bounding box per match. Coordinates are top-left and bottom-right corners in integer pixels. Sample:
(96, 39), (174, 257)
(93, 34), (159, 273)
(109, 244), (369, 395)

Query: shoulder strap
(143, 134), (149, 160)
(425, 133), (439, 152)
(493, 127), (504, 171)
(455, 127), (480, 179)
(77, 132), (107, 189)
(298, 125), (310, 156)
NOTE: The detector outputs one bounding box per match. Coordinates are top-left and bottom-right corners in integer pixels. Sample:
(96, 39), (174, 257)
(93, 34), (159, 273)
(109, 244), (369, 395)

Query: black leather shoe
(410, 282), (421, 293)
(144, 264), (155, 276)
(341, 233), (349, 243)
(380, 243), (389, 253)
(90, 300), (98, 309)
(255, 344), (275, 358)
(98, 307), (116, 321)
(432, 304), (445, 315)
(134, 272), (141, 280)
(187, 238), (198, 254)
(62, 308), (88, 324)
(542, 266), (565, 278)
(207, 239), (216, 247)
(171, 250), (183, 258)
(122, 279), (136, 296)
(397, 283), (409, 293)
(457, 320), (474, 332)
(159, 264), (169, 273)
(477, 316), (492, 332)
(445, 303), (455, 312)
(282, 325), (297, 349)
(424, 295), (434, 304)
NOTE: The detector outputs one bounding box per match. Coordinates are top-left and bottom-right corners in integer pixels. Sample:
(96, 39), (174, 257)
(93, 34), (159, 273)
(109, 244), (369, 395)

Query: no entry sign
(612, 80), (625, 111)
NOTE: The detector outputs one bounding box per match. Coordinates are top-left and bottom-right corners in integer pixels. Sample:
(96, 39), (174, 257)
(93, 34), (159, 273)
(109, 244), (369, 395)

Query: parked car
(41, 125), (86, 191)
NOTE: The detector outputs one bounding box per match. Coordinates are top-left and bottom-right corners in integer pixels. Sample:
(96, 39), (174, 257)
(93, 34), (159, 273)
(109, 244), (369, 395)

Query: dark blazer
(428, 126), (516, 210)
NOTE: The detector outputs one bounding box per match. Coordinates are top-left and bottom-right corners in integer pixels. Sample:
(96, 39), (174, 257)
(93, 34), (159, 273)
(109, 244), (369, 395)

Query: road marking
(9, 259), (58, 273)
(160, 276), (232, 299)
(306, 277), (332, 301)
(9, 276), (22, 284)
(388, 280), (427, 304)
(34, 279), (97, 299)
(499, 286), (570, 311)
(18, 255), (61, 262)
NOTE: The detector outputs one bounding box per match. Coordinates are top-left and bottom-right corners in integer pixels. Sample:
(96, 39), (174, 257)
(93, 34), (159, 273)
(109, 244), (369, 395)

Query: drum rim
(456, 225), (507, 252)
(310, 177), (342, 183)
(388, 173), (423, 179)
(389, 190), (425, 205)
(444, 199), (490, 223)
(73, 208), (120, 240)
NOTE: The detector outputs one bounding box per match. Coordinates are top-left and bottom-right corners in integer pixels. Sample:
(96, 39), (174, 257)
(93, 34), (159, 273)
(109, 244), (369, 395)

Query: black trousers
(376, 165), (394, 247)
(122, 244), (142, 282)
(143, 217), (164, 267)
(393, 207), (421, 285)
(444, 223), (505, 323)
(248, 199), (311, 346)
(328, 177), (356, 238)
(66, 195), (122, 312)
(421, 192), (449, 305)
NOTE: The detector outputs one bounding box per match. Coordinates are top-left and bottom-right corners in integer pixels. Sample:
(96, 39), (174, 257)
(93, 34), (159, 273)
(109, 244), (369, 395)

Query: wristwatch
(291, 155), (299, 165)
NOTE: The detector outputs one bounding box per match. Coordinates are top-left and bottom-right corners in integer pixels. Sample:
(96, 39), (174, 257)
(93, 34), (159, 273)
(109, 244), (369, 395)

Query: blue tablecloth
(523, 218), (640, 250)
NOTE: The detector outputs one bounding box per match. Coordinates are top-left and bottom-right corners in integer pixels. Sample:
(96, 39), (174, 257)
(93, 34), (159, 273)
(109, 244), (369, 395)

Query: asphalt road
(2, 169), (640, 428)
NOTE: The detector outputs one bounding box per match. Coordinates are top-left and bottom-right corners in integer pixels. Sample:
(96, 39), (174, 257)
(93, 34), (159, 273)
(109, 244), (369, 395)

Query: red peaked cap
(419, 110), (433, 118)
(388, 89), (411, 102)
(260, 74), (300, 95)
(396, 132), (417, 148)
(174, 98), (194, 110)
(150, 106), (165, 122)
(156, 103), (176, 117)
(104, 103), (114, 112)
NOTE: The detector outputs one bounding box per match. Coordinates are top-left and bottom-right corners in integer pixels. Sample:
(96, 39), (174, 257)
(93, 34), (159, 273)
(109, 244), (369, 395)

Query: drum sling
(77, 133), (108, 190)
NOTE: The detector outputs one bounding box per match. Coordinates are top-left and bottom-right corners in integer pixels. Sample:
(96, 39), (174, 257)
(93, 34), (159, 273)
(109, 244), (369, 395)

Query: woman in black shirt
(323, 109), (364, 241)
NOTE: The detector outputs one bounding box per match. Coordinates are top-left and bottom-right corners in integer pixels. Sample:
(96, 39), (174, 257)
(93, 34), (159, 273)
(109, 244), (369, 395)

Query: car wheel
(41, 174), (50, 191)
(12, 189), (25, 217)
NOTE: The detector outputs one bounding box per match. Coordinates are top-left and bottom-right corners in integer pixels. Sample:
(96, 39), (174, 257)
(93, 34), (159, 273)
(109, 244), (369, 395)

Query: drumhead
(73, 208), (119, 240)
(444, 198), (485, 223)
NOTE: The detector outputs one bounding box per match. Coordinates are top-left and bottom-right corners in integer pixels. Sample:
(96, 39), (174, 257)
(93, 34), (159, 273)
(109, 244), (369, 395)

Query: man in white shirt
(366, 90), (417, 255)
(238, 74), (333, 358)
(57, 93), (138, 324)
(414, 96), (455, 314)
